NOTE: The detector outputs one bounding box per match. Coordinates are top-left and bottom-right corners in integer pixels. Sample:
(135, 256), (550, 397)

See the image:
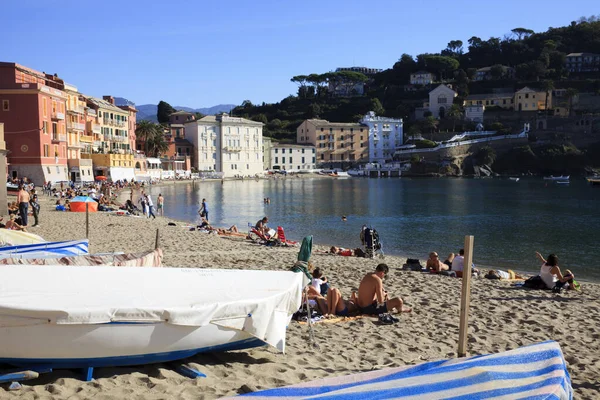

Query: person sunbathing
(324, 288), (359, 317)
(330, 246), (354, 256)
(484, 269), (524, 280)
(5, 215), (26, 231)
(426, 252), (449, 272)
(357, 263), (411, 314)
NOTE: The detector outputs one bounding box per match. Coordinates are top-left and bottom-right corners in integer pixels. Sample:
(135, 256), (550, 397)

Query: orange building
(0, 62), (69, 184)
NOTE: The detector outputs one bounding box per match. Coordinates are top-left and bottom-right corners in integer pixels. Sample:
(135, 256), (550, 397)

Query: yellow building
(464, 93), (514, 110)
(64, 83), (93, 182)
(514, 87), (551, 112)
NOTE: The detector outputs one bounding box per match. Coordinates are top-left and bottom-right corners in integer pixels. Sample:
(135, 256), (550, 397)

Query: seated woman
(536, 251), (575, 291)
(64, 199), (71, 211)
(8, 202), (18, 215)
(314, 288), (359, 318)
(5, 214), (26, 231)
(426, 252), (449, 273)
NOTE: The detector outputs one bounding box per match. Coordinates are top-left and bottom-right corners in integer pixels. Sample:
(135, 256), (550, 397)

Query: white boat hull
(0, 321), (265, 368)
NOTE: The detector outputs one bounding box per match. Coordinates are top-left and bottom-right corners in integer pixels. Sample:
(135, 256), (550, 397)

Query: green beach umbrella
(297, 235), (313, 262)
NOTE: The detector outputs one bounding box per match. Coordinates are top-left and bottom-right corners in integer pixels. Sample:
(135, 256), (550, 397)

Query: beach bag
(354, 248), (366, 258)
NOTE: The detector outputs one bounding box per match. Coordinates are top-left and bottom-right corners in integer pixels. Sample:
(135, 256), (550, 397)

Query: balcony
(67, 121), (86, 131)
(115, 121), (126, 128)
(51, 133), (67, 143)
(93, 141), (103, 148)
(223, 145), (242, 152)
(67, 105), (85, 114)
(52, 111), (65, 120)
(87, 109), (97, 117)
(381, 126), (392, 131)
(80, 134), (94, 143)
(92, 124), (101, 134)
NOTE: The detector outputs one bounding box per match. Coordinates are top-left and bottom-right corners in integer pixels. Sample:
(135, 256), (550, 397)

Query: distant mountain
(135, 104), (237, 122)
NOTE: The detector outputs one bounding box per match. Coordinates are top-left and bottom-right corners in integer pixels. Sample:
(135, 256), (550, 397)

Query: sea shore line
(0, 195), (598, 399)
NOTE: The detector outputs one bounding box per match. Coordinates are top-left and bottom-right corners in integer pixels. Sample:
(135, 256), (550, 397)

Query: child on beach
(311, 268), (329, 296)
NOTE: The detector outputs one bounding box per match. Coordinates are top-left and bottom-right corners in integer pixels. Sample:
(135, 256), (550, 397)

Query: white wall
(361, 112), (403, 164)
(270, 145), (316, 170)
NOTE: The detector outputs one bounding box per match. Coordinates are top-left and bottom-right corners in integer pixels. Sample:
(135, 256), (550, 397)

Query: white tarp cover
(0, 266), (303, 350)
(109, 167), (135, 182)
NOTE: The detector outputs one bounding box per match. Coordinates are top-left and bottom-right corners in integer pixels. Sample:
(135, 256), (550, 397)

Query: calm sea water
(146, 177), (600, 281)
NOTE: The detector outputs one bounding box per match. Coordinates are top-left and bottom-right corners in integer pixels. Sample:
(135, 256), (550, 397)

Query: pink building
(0, 62), (69, 184)
(117, 103), (137, 151)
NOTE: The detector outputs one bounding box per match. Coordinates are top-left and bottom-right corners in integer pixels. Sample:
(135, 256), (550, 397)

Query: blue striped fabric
(0, 240), (89, 259)
(239, 341), (572, 399)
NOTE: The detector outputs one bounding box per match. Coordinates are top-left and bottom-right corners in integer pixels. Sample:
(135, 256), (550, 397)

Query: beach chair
(247, 223), (269, 244)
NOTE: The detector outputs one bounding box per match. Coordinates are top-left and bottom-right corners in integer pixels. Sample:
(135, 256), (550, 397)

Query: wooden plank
(458, 235), (474, 357)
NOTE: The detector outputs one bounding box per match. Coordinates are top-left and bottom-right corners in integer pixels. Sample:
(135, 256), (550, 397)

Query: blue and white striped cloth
(0, 240), (89, 260)
(240, 341), (572, 399)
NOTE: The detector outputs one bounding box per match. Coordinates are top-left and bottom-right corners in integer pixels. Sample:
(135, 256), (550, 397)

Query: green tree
(146, 127), (169, 157)
(370, 98), (385, 115)
(542, 80), (555, 116)
(422, 116), (438, 136)
(511, 27), (535, 40)
(135, 120), (156, 155)
(447, 104), (462, 132)
(490, 64), (505, 79)
(421, 55), (460, 80)
(157, 101), (176, 124)
(566, 88), (579, 117)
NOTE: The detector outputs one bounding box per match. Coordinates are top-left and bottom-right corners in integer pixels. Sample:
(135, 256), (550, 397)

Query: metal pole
(458, 235), (474, 357)
(85, 202), (89, 239)
(155, 228), (160, 250)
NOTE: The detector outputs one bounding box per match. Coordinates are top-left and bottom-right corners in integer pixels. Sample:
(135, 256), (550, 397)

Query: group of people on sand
(305, 263), (411, 319)
(2, 185), (41, 232)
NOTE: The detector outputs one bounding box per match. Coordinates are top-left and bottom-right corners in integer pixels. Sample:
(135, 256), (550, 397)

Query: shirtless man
(16, 185), (30, 227)
(357, 263), (411, 314)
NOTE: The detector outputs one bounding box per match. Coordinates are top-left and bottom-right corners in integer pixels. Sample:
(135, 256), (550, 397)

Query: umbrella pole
(304, 286), (319, 349)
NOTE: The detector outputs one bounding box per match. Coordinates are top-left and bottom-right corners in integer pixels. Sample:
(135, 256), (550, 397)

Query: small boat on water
(0, 266), (303, 374)
(587, 177), (600, 186)
(544, 175), (570, 180)
(329, 171), (350, 178)
(509, 177), (520, 182)
(556, 181), (570, 185)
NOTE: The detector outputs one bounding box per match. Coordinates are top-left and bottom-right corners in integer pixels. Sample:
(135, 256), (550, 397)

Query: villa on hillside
(474, 66), (515, 81)
(410, 71), (435, 85)
(565, 53), (600, 73)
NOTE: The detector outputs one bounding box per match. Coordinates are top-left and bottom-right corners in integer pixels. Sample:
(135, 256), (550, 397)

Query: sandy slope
(0, 193), (598, 399)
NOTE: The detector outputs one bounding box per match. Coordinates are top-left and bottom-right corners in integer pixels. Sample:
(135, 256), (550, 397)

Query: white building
(410, 71), (435, 85)
(270, 143), (316, 171)
(428, 84), (458, 118)
(464, 105), (484, 122)
(185, 114), (264, 178)
(360, 111), (403, 164)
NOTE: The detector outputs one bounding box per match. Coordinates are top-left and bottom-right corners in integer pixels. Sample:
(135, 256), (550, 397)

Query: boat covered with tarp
(235, 341), (572, 399)
(0, 266), (303, 370)
(0, 248), (162, 267)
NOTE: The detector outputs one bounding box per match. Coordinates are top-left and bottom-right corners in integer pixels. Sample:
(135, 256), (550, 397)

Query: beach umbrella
(297, 235), (312, 262)
(95, 176), (107, 181)
(70, 196), (98, 213)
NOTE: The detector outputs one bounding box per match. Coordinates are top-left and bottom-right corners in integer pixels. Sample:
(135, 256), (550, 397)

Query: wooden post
(155, 228), (160, 250)
(85, 202), (89, 239)
(458, 235), (474, 357)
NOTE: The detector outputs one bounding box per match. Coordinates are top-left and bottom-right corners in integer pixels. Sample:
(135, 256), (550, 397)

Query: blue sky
(1, 0), (595, 107)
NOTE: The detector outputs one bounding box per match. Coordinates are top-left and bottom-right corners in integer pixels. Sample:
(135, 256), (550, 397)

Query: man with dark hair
(357, 263), (411, 315)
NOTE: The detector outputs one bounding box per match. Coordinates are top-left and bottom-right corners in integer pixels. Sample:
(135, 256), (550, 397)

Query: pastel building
(64, 83), (93, 182)
(428, 84), (458, 118)
(0, 62), (69, 183)
(360, 112), (403, 164)
(514, 87), (551, 112)
(262, 136), (273, 170)
(185, 113), (264, 177)
(270, 143), (316, 171)
(297, 119), (369, 168)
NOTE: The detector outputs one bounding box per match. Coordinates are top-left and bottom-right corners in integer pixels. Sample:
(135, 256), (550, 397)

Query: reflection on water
(147, 177), (600, 280)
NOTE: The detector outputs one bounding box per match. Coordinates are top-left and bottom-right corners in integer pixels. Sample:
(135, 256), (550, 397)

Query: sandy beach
(1, 191), (599, 399)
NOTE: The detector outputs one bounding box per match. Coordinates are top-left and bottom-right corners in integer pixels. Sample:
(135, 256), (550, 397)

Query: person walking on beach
(16, 185), (30, 228)
(146, 194), (156, 219)
(357, 264), (411, 315)
(138, 191), (148, 217)
(157, 193), (164, 216)
(199, 198), (209, 221)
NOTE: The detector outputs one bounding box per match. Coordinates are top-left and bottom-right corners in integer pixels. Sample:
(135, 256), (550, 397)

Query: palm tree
(565, 88), (579, 117)
(542, 80), (554, 116)
(447, 104), (463, 132)
(135, 120), (156, 155)
(147, 127), (169, 157)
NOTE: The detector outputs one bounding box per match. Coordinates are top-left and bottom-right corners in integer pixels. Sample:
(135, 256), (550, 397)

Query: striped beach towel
(238, 341), (571, 399)
(0, 240), (89, 260)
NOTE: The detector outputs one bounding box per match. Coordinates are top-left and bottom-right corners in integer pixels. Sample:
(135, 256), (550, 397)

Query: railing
(52, 111), (65, 120)
(79, 135), (94, 143)
(67, 121), (86, 131)
(51, 133), (67, 143)
(92, 125), (101, 134)
(223, 146), (242, 152)
(68, 105), (85, 114)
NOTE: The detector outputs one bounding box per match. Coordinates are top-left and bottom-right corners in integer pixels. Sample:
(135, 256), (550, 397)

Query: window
(43, 144), (49, 157)
(52, 122), (58, 134)
(321, 128), (324, 132)
(438, 95), (447, 104)
(275, 148), (278, 153)
(525, 94), (529, 99)
(43, 98), (47, 116)
(289, 157), (292, 163)
(312, 157), (315, 163)
(329, 154), (333, 160)
(340, 135), (344, 140)
(282, 157), (285, 163)
(302, 157), (305, 164)
(2, 100), (9, 111)
(282, 149), (285, 154)
(302, 149), (305, 153)
(43, 121), (48, 134)
(320, 154), (324, 160)
(275, 157), (278, 164)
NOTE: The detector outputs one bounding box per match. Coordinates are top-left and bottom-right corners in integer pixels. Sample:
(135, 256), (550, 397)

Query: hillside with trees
(230, 17), (600, 141)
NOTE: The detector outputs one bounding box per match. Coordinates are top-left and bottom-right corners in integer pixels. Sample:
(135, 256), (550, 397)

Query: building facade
(0, 62), (69, 184)
(514, 87), (551, 112)
(297, 119), (369, 168)
(410, 71), (435, 85)
(464, 92), (514, 109)
(270, 143), (316, 171)
(565, 53), (600, 73)
(428, 84), (458, 118)
(64, 83), (93, 182)
(262, 136), (272, 171)
(474, 66), (516, 81)
(185, 114), (263, 177)
(464, 105), (485, 122)
(360, 112), (403, 164)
